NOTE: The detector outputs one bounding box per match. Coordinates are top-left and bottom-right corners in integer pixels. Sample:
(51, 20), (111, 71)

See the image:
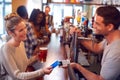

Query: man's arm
(79, 39), (104, 54)
(71, 62), (104, 80)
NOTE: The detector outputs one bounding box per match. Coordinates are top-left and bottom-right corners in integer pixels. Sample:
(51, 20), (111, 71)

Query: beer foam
(39, 47), (48, 50)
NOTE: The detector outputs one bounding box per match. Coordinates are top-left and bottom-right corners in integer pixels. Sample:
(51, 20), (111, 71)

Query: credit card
(50, 61), (60, 68)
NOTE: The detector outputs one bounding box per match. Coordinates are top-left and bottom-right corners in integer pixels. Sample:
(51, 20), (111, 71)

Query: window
(5, 0), (11, 2)
(27, 0), (42, 17)
(5, 4), (11, 16)
(0, 0), (11, 34)
(63, 6), (73, 17)
(52, 0), (63, 2)
(0, 4), (3, 34)
(42, 3), (83, 28)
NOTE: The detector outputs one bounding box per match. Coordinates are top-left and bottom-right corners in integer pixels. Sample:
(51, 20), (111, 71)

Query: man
(70, 6), (120, 80)
(45, 5), (54, 38)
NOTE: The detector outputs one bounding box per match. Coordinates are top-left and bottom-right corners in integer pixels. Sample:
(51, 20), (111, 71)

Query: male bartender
(70, 6), (120, 80)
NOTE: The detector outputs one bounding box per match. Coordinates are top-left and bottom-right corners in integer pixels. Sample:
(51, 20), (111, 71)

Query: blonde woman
(0, 13), (52, 80)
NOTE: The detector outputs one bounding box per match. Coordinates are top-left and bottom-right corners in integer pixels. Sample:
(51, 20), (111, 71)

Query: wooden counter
(33, 33), (69, 80)
(44, 33), (68, 80)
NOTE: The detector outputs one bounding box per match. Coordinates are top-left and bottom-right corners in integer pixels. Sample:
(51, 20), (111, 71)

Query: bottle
(70, 0), (76, 3)
(65, 0), (70, 3)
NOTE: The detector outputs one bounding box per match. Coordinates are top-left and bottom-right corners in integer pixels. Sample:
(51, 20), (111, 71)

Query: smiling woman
(0, 12), (53, 80)
(4, 13), (27, 42)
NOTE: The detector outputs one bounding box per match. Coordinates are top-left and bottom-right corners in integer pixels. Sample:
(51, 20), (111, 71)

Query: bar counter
(33, 33), (69, 80)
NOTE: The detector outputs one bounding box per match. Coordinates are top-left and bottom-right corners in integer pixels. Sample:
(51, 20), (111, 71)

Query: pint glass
(39, 47), (48, 62)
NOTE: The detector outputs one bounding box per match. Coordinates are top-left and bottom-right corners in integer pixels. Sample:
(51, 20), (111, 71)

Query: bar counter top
(33, 33), (69, 80)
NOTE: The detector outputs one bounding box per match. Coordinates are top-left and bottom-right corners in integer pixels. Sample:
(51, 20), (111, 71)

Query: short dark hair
(96, 6), (120, 30)
(45, 5), (50, 9)
(17, 5), (28, 19)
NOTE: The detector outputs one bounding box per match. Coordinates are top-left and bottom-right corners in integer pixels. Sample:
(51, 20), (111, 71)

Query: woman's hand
(43, 66), (53, 75)
(33, 46), (40, 55)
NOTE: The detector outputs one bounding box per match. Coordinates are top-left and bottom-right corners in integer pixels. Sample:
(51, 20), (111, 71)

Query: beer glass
(39, 47), (48, 62)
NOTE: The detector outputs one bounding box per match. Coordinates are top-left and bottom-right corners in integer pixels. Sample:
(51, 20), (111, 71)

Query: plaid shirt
(24, 23), (38, 58)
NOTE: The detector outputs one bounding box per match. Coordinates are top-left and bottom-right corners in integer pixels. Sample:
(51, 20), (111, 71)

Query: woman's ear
(7, 31), (15, 37)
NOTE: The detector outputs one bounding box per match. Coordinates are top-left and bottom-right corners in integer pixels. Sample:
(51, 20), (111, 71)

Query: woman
(0, 12), (52, 80)
(29, 9), (49, 43)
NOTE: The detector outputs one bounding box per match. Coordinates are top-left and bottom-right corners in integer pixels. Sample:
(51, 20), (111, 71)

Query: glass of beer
(39, 47), (48, 62)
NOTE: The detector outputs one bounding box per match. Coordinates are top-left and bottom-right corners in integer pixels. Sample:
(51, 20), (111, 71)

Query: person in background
(29, 9), (50, 43)
(39, 11), (46, 32)
(16, 5), (38, 58)
(39, 11), (50, 42)
(16, 5), (28, 20)
(0, 12), (52, 80)
(70, 6), (120, 80)
(29, 9), (41, 39)
(45, 5), (54, 39)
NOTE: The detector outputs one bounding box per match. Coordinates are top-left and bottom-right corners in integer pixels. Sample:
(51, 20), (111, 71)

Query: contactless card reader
(50, 60), (70, 68)
(59, 59), (70, 67)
